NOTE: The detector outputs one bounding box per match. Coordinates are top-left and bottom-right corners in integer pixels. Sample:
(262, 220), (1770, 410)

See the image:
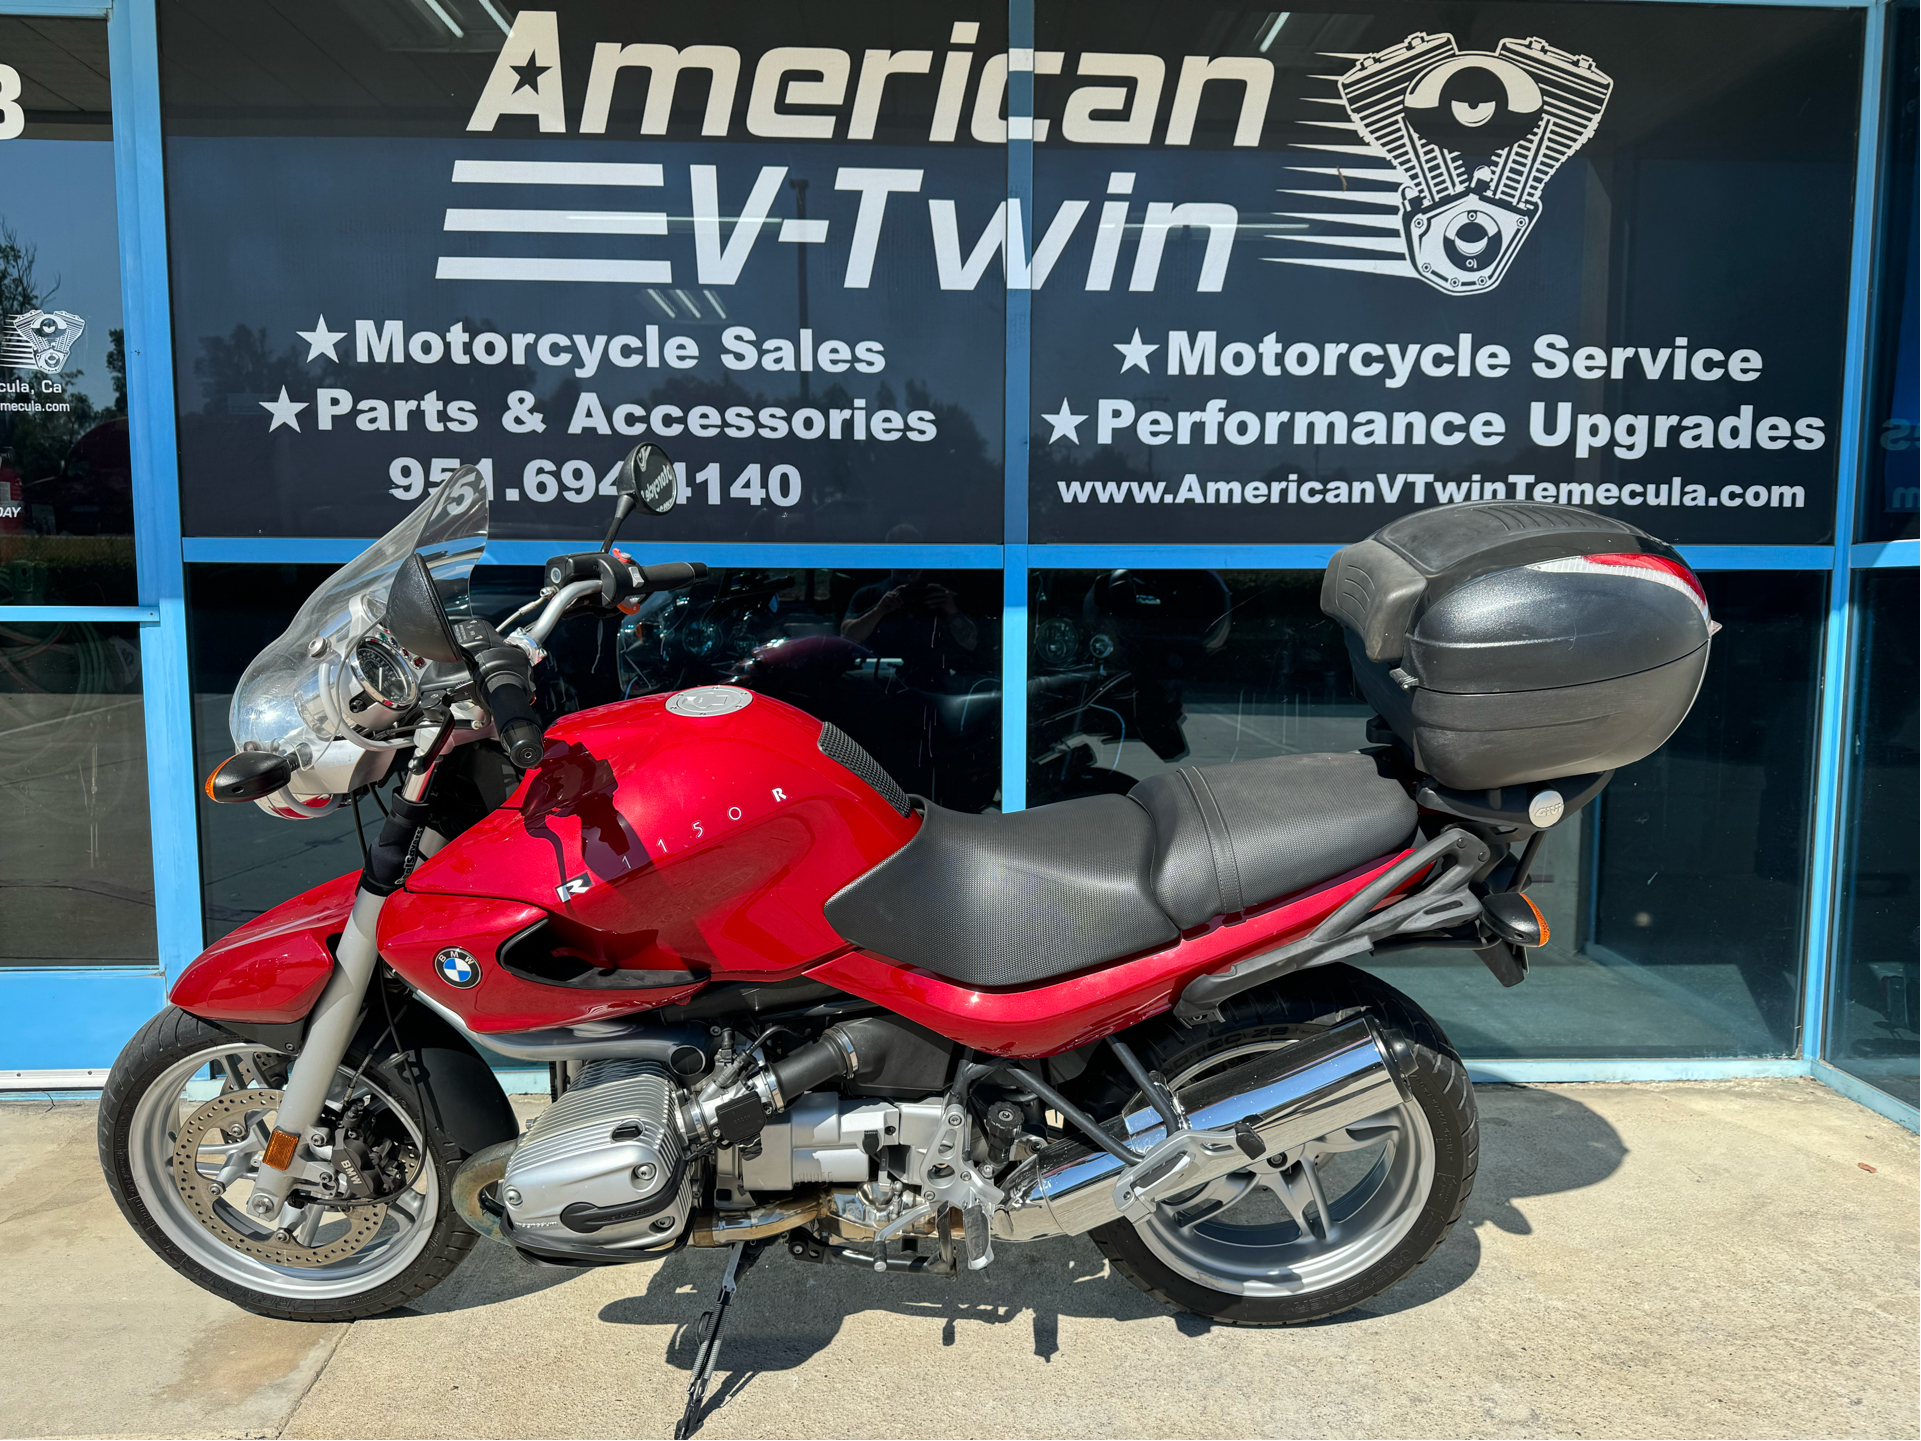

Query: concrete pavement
(2, 1078), (1913, 1440)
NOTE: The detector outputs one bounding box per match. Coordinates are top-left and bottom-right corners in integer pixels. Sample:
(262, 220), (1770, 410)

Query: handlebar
(633, 561), (708, 592)
(518, 579), (602, 646)
(517, 559), (711, 646)
(480, 559), (711, 766)
(483, 670), (547, 769)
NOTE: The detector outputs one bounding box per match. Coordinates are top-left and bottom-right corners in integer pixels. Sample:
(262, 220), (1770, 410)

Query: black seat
(823, 752), (1417, 988)
(1129, 752), (1418, 929)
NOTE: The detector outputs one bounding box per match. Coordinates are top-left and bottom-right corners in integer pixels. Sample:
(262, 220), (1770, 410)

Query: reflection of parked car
(612, 567), (1236, 811)
(617, 569), (1003, 812)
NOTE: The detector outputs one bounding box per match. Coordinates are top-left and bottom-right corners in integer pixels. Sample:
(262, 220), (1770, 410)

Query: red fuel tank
(395, 687), (919, 1021)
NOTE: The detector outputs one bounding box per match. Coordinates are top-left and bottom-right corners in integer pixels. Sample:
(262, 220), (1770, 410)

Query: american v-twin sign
(459, 12), (1611, 300)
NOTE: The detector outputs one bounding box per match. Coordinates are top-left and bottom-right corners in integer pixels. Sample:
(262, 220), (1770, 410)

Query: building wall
(0, 0), (1911, 1122)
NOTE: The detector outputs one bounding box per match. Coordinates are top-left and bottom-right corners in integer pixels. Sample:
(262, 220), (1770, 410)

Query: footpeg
(960, 1204), (994, 1270)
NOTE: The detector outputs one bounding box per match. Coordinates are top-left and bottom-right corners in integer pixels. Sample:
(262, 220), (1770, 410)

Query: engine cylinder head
(502, 1059), (693, 1255)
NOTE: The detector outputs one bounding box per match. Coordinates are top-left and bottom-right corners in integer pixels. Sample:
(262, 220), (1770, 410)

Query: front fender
(171, 871), (519, 1157)
(352, 999), (520, 1158)
(170, 871), (359, 1024)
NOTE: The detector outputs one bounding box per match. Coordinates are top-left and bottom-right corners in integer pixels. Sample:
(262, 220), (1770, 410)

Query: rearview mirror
(600, 443), (677, 551)
(623, 443), (678, 516)
(385, 552), (463, 664)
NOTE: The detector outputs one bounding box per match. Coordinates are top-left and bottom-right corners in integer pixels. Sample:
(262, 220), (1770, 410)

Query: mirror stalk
(599, 494), (636, 553)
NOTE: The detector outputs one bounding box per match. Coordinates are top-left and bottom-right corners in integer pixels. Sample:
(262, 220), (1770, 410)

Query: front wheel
(1086, 965), (1478, 1326)
(99, 1007), (476, 1321)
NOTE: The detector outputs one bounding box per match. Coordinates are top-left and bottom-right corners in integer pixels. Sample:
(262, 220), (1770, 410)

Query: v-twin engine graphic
(1338, 33), (1614, 294)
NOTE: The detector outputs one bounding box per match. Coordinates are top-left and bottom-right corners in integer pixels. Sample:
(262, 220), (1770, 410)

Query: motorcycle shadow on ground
(382, 1084), (1622, 1426)
(551, 1084), (1623, 1418)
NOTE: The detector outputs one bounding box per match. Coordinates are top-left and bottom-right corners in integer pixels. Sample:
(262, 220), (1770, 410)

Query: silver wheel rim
(126, 1043), (439, 1300)
(1131, 1040), (1435, 1298)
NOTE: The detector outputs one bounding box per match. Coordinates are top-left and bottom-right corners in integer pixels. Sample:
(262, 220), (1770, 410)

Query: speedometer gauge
(349, 636), (420, 712)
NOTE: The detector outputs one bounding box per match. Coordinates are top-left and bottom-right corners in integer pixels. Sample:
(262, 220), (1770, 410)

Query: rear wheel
(1085, 965), (1477, 1326)
(99, 1007), (475, 1321)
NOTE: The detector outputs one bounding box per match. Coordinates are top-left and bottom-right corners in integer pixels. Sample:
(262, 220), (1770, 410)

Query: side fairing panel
(375, 889), (705, 1034)
(169, 871), (357, 1023)
(405, 691), (919, 982)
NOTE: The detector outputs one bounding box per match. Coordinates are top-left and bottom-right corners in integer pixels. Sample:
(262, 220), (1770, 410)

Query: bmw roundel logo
(434, 947), (480, 988)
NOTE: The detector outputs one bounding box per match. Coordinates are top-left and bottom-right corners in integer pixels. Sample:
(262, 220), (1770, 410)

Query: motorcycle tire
(99, 1006), (478, 1322)
(1083, 964), (1478, 1326)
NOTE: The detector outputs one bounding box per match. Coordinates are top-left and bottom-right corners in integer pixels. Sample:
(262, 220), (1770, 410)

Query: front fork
(242, 744), (448, 1220)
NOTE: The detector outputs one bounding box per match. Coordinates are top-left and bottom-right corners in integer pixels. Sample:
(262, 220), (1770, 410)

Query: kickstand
(674, 1238), (767, 1440)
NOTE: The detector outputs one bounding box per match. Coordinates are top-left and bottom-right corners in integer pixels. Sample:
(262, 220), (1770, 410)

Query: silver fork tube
(245, 755), (440, 1217)
(244, 885), (388, 1216)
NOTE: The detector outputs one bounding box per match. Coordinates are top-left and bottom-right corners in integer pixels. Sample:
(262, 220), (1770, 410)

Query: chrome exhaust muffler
(993, 1018), (1408, 1241)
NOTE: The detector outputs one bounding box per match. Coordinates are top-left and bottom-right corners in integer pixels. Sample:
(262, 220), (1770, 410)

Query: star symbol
(512, 59), (549, 93)
(1041, 399), (1086, 444)
(1114, 328), (1159, 374)
(295, 315), (345, 363)
(260, 386), (308, 432)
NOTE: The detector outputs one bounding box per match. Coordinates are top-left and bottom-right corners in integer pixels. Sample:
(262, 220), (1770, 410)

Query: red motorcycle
(99, 447), (1712, 1430)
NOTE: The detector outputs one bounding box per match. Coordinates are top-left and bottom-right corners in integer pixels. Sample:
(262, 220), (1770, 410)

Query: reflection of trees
(106, 326), (125, 412)
(0, 218), (59, 316)
(193, 323), (306, 414)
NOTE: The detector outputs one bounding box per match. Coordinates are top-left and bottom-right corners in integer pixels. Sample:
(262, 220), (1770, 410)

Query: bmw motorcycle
(99, 446), (1713, 1428)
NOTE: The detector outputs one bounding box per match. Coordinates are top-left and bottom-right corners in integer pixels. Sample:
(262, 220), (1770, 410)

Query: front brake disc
(169, 1089), (386, 1268)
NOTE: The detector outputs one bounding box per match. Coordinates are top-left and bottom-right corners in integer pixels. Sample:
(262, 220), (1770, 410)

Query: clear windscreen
(229, 470), (488, 762)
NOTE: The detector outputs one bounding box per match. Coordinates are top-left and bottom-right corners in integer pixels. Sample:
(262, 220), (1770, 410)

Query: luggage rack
(1174, 825), (1491, 1025)
(1173, 755), (1613, 1023)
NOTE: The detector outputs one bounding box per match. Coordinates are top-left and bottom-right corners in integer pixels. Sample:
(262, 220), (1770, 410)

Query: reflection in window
(0, 619), (153, 965)
(1586, 573), (1823, 1055)
(1861, 1), (1918, 543)
(612, 566), (1002, 813)
(1029, 570), (1348, 805)
(189, 563), (1002, 940)
(1828, 569), (1919, 1104)
(0, 18), (132, 606)
(1028, 569), (1823, 1058)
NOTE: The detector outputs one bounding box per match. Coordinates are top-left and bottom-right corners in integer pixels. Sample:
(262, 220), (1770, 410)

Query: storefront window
(1826, 569), (1919, 1104)
(0, 619), (154, 965)
(189, 562), (1001, 941)
(159, 1), (1005, 548)
(1584, 573), (1824, 1055)
(1027, 4), (1861, 551)
(1860, 0), (1918, 544)
(0, 18), (132, 606)
(1029, 568), (1821, 1058)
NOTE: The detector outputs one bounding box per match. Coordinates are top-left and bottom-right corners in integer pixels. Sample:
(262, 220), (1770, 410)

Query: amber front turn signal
(204, 750), (295, 803)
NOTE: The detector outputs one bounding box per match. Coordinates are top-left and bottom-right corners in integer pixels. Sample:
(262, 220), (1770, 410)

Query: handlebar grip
(484, 673), (547, 769)
(636, 561), (709, 592)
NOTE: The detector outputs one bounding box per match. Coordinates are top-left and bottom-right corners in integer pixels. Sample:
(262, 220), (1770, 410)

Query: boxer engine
(487, 1052), (965, 1265)
(499, 1060), (698, 1253)
(459, 1017), (1407, 1271)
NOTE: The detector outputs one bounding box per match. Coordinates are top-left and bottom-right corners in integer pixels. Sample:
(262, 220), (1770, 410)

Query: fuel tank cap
(666, 685), (754, 717)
